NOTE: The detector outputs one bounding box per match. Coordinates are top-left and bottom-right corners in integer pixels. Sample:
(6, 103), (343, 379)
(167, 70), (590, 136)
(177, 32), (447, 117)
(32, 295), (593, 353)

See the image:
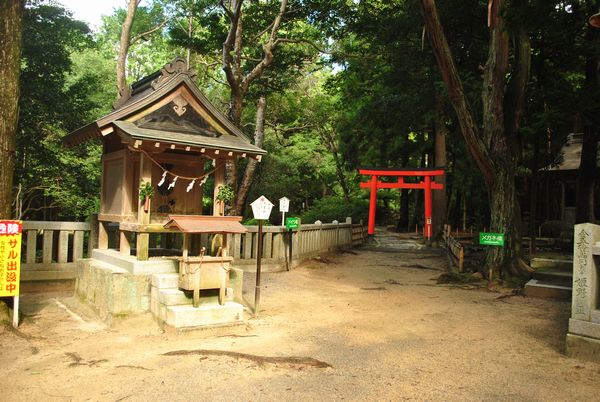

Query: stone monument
(566, 223), (600, 362)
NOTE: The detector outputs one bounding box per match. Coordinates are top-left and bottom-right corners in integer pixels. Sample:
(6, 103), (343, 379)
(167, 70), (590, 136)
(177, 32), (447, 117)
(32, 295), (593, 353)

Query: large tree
(15, 4), (106, 220)
(113, 0), (169, 97)
(0, 0), (24, 219)
(169, 0), (323, 214)
(420, 0), (533, 276)
(575, 4), (600, 224)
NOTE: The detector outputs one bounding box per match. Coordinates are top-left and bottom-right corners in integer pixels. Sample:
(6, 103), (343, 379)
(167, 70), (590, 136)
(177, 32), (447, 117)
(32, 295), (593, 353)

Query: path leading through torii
(359, 167), (445, 241)
(361, 226), (444, 254)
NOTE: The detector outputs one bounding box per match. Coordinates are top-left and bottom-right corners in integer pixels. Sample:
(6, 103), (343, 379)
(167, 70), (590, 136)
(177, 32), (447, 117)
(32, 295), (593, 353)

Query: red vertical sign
(0, 220), (22, 297)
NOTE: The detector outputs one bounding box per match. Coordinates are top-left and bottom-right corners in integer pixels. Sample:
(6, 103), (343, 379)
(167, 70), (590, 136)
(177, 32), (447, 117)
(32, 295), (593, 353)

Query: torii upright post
(368, 175), (378, 235)
(359, 167), (445, 241)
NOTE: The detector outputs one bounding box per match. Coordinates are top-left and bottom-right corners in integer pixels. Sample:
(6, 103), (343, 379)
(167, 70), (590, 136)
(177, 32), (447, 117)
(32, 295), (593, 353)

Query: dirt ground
(1, 247), (599, 402)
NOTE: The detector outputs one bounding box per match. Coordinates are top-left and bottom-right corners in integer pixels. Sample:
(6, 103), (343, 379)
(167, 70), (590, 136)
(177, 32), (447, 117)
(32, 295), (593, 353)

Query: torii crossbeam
(359, 167), (445, 239)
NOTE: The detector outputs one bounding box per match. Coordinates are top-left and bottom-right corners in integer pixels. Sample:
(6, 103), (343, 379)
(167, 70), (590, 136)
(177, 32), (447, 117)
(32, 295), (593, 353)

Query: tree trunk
(234, 96), (266, 215)
(397, 134), (411, 231)
(224, 4), (244, 203)
(318, 126), (350, 202)
(432, 89), (447, 240)
(225, 90), (243, 205)
(576, 126), (598, 223)
(420, 0), (532, 276)
(0, 0), (24, 219)
(575, 19), (599, 224)
(220, 0), (289, 210)
(486, 167), (530, 276)
(116, 0), (138, 97)
(529, 130), (539, 236)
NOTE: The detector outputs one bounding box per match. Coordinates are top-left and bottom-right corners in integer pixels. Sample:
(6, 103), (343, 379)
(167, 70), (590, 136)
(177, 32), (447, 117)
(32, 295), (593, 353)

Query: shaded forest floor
(1, 247), (599, 401)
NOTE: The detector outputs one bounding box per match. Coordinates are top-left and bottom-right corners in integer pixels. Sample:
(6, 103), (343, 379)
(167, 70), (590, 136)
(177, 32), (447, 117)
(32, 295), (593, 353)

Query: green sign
(285, 217), (299, 230)
(479, 232), (504, 246)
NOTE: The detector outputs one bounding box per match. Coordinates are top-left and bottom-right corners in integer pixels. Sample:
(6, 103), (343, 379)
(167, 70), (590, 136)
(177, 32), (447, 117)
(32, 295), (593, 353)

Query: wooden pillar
(137, 152), (152, 260)
(222, 233), (228, 257)
(368, 175), (378, 235)
(121, 149), (134, 255)
(122, 149), (134, 216)
(89, 213), (99, 251)
(424, 175), (432, 241)
(120, 231), (131, 256)
(182, 233), (189, 259)
(136, 233), (150, 260)
(98, 221), (109, 250)
(213, 161), (225, 216)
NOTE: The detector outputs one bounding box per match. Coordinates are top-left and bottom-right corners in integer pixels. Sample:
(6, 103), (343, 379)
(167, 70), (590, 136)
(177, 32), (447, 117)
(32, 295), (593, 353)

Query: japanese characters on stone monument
(567, 223), (600, 362)
(573, 227), (590, 318)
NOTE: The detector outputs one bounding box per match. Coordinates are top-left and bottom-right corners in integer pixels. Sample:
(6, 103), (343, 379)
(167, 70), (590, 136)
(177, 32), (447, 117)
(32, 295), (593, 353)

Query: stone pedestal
(566, 223), (600, 362)
(75, 259), (154, 324)
(150, 269), (245, 330)
(76, 251), (246, 328)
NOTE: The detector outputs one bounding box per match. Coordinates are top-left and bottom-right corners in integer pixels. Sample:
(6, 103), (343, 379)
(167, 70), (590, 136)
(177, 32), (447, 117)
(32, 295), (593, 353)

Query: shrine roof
(543, 133), (600, 172)
(63, 58), (266, 157)
(164, 215), (248, 234)
(113, 121), (265, 155)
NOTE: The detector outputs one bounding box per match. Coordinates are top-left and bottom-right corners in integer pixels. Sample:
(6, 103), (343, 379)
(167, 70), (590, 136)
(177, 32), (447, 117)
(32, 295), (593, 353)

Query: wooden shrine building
(64, 58), (266, 260)
(539, 133), (600, 228)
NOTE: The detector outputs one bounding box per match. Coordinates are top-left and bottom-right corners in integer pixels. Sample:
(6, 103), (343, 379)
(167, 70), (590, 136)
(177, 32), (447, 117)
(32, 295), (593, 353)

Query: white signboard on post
(279, 197), (290, 227)
(251, 195), (274, 220)
(279, 197), (290, 213)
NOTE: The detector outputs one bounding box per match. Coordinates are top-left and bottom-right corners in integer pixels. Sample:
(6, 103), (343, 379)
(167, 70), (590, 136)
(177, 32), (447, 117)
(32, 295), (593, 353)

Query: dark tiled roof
(114, 121), (265, 154)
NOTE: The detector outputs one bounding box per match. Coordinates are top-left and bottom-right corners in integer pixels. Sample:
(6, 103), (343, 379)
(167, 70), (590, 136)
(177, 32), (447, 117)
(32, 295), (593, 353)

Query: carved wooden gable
(134, 97), (221, 138)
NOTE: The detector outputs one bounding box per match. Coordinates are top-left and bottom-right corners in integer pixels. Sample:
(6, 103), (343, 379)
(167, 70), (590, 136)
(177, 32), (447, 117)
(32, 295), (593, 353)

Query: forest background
(1, 0), (598, 275)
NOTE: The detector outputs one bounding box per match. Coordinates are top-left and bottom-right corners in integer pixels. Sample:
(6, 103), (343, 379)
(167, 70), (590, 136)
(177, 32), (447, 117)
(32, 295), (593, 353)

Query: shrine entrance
(359, 167), (445, 240)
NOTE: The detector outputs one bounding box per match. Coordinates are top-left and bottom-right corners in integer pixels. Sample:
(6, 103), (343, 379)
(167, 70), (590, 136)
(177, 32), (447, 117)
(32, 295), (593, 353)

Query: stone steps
(531, 269), (572, 286)
(525, 257), (573, 300)
(530, 257), (572, 271)
(165, 302), (243, 328)
(524, 279), (572, 300)
(150, 273), (244, 329)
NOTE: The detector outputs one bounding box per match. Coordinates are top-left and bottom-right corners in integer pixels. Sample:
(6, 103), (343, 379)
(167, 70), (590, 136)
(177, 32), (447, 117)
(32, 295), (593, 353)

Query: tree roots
(162, 349), (332, 369)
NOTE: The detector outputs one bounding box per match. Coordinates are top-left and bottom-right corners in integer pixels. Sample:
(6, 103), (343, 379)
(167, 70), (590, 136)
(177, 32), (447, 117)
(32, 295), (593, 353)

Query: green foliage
(243, 72), (354, 219)
(300, 195), (368, 225)
(242, 218), (272, 226)
(96, 1), (178, 84)
(12, 0), (596, 237)
(15, 3), (103, 220)
(216, 185), (235, 203)
(139, 181), (154, 201)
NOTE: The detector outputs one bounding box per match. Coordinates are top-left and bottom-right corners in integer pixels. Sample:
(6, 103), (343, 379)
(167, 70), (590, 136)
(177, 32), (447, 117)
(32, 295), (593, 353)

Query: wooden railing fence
(21, 218), (366, 280)
(187, 218), (359, 270)
(442, 224), (464, 272)
(21, 221), (93, 281)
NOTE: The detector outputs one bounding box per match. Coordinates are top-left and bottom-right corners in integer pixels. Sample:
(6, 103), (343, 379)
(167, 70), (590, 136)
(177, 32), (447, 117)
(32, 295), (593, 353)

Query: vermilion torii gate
(359, 167), (445, 240)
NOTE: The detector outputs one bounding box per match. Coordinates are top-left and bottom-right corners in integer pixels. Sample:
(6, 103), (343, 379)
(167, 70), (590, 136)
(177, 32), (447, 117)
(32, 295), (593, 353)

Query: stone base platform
(151, 273), (245, 329)
(92, 249), (178, 275)
(566, 333), (600, 364)
(76, 259), (153, 323)
(75, 252), (246, 329)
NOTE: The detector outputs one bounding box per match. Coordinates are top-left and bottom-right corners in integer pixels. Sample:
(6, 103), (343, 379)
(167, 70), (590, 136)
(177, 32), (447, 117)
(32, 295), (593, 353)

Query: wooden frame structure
(64, 58), (266, 260)
(359, 167), (445, 239)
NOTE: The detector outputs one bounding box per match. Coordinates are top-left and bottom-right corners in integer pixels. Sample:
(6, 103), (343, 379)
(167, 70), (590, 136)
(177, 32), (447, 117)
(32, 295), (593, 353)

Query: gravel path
(1, 248), (599, 401)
